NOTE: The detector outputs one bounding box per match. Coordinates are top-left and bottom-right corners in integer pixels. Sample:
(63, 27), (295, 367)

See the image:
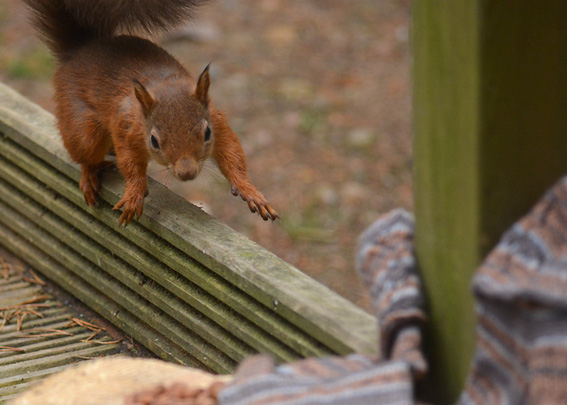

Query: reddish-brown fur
(25, 0), (277, 225)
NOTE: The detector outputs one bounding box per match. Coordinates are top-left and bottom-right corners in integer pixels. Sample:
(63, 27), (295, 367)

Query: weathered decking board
(0, 261), (122, 402)
(0, 83), (377, 374)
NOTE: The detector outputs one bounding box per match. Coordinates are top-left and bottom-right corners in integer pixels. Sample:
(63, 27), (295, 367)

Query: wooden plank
(0, 383), (32, 398)
(0, 337), (113, 365)
(0, 225), (204, 369)
(0, 262), (123, 402)
(0, 328), (86, 348)
(0, 311), (71, 335)
(0, 145), (305, 362)
(0, 282), (37, 294)
(0, 343), (119, 375)
(0, 364), (75, 388)
(0, 82), (378, 356)
(0, 277), (31, 287)
(0, 115), (361, 359)
(413, 1), (567, 402)
(0, 199), (233, 373)
(0, 287), (44, 306)
(0, 175), (253, 365)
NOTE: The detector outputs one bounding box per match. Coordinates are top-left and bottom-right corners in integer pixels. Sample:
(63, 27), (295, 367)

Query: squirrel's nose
(174, 158), (199, 181)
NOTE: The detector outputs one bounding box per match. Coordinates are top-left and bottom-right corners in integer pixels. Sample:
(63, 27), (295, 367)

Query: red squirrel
(24, 0), (278, 225)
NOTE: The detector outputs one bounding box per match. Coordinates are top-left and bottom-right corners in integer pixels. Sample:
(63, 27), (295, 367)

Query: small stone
(347, 128), (376, 149)
(316, 185), (339, 206)
(278, 78), (313, 101)
(266, 25), (298, 46)
(396, 24), (409, 42)
(341, 182), (367, 206)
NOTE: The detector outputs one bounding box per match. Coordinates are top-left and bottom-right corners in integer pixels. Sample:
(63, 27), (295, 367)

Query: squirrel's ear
(195, 63), (211, 107)
(133, 80), (156, 117)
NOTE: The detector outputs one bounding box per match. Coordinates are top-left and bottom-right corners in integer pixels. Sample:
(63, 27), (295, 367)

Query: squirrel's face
(133, 65), (213, 182)
(146, 109), (213, 181)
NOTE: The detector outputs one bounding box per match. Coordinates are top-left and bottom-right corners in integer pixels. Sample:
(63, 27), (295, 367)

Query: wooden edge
(0, 83), (378, 355)
(0, 223), (206, 370)
(0, 178), (238, 372)
(0, 145), (318, 360)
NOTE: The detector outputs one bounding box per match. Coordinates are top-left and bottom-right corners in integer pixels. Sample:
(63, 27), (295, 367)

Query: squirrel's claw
(250, 200), (279, 221)
(80, 180), (99, 207)
(263, 205), (279, 221)
(79, 161), (114, 207)
(114, 193), (145, 226)
(233, 185), (278, 221)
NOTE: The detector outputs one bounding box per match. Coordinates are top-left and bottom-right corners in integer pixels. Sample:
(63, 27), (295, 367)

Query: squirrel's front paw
(231, 185), (278, 221)
(113, 192), (146, 226)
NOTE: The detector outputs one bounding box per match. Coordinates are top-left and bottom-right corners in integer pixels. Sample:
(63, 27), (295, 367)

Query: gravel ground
(0, 0), (412, 311)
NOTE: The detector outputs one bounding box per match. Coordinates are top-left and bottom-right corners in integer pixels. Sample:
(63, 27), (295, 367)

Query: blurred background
(0, 0), (412, 311)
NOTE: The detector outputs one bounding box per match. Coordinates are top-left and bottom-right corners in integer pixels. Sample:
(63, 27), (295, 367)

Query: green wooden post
(413, 1), (567, 402)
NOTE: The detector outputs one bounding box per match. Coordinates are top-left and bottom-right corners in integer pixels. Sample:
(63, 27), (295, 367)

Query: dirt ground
(0, 0), (412, 311)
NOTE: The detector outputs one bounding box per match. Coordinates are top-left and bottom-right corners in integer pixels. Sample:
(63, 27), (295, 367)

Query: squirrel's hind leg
(56, 99), (113, 206)
(79, 161), (114, 206)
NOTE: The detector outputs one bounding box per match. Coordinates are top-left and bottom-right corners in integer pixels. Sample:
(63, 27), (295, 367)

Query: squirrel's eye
(204, 126), (211, 142)
(151, 135), (160, 149)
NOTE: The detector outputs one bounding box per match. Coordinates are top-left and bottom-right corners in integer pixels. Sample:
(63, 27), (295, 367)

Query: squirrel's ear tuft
(133, 79), (156, 117)
(195, 63), (211, 107)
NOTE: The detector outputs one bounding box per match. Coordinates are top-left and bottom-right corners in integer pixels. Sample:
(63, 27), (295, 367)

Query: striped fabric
(458, 177), (567, 404)
(220, 176), (567, 404)
(356, 209), (427, 379)
(219, 209), (425, 405)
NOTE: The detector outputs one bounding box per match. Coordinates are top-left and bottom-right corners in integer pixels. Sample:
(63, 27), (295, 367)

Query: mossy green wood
(0, 265), (121, 401)
(0, 138), (323, 362)
(413, 1), (567, 402)
(0, 82), (378, 363)
(0, 191), (236, 373)
(0, 157), (255, 364)
(0, 223), (204, 368)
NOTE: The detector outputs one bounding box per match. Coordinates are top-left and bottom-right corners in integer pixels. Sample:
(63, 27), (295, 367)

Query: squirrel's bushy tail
(24, 0), (206, 61)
